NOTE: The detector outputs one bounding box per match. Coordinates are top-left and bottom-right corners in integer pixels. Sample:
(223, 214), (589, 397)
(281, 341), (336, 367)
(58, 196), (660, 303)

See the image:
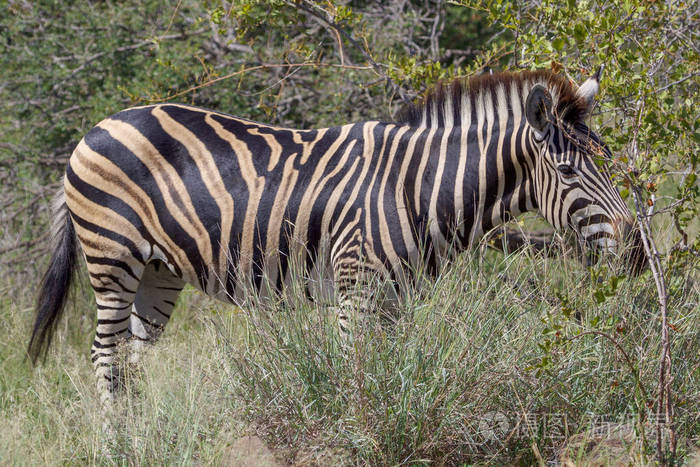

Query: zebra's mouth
(579, 220), (648, 276)
(580, 222), (618, 254)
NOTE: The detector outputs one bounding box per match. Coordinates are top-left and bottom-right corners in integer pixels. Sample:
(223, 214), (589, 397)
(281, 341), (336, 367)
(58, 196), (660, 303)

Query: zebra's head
(524, 72), (647, 274)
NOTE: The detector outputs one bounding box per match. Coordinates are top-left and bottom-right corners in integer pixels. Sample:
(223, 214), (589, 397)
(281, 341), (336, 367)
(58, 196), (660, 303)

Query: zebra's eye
(557, 164), (577, 179)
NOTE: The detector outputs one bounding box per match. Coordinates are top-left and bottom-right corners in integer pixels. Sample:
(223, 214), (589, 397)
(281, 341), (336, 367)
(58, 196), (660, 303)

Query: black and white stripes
(28, 69), (646, 412)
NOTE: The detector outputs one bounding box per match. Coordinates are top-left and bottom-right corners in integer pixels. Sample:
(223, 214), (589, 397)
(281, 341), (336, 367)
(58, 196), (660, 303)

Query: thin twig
(157, 62), (372, 102)
(292, 0), (414, 105)
(51, 28), (209, 93)
(624, 90), (676, 460)
(567, 330), (648, 400)
(0, 231), (50, 256)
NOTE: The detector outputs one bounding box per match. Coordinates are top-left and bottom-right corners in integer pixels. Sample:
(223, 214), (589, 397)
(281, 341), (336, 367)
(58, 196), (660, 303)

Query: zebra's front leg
(332, 285), (375, 347)
(331, 238), (380, 347)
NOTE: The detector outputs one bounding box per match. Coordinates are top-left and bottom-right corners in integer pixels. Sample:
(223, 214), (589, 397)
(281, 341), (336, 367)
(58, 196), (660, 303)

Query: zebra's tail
(27, 187), (77, 364)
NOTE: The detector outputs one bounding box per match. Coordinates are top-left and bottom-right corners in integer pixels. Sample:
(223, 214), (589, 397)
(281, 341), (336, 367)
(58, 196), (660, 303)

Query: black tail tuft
(27, 211), (77, 364)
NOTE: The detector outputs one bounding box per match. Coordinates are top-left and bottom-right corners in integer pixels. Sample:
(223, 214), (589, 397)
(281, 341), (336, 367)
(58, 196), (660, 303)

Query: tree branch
(291, 0), (414, 105)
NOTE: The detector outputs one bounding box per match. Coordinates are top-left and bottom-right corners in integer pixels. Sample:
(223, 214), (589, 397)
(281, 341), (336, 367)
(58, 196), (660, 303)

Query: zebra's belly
(156, 234), (337, 308)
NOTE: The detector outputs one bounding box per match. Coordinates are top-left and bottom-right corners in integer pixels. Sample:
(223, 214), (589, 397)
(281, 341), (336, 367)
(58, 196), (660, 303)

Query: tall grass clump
(211, 241), (700, 464)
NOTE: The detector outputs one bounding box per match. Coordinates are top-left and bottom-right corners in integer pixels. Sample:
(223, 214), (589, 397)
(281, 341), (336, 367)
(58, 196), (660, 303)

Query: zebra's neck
(401, 81), (540, 254)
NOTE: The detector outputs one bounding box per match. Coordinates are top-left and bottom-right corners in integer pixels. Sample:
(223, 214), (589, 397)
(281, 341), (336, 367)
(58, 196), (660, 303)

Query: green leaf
(552, 37), (566, 51)
(594, 290), (606, 304)
(574, 24), (587, 43)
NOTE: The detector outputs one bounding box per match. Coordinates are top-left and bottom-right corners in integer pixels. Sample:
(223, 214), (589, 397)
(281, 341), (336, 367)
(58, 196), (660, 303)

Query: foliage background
(0, 0), (698, 464)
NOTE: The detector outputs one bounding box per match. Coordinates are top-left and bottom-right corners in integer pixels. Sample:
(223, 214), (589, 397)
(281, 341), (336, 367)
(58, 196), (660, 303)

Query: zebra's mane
(398, 70), (589, 128)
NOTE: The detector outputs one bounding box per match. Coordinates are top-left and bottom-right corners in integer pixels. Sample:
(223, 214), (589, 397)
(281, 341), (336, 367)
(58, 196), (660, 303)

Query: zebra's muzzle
(577, 216), (648, 276)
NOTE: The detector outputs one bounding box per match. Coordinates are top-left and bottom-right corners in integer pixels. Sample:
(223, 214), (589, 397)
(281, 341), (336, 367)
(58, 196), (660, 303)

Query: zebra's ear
(576, 66), (603, 113)
(525, 84), (553, 137)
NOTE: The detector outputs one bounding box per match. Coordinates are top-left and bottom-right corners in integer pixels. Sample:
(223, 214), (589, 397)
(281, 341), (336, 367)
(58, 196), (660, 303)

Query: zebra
(28, 69), (646, 410)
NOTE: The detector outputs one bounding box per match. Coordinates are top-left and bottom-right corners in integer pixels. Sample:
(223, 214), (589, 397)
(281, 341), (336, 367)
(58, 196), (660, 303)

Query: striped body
(70, 101), (533, 302)
(29, 70), (646, 412)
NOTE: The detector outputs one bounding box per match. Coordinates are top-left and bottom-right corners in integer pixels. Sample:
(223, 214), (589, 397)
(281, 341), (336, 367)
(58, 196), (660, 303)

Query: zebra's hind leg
(91, 260), (183, 413)
(89, 261), (143, 414)
(126, 260), (184, 365)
